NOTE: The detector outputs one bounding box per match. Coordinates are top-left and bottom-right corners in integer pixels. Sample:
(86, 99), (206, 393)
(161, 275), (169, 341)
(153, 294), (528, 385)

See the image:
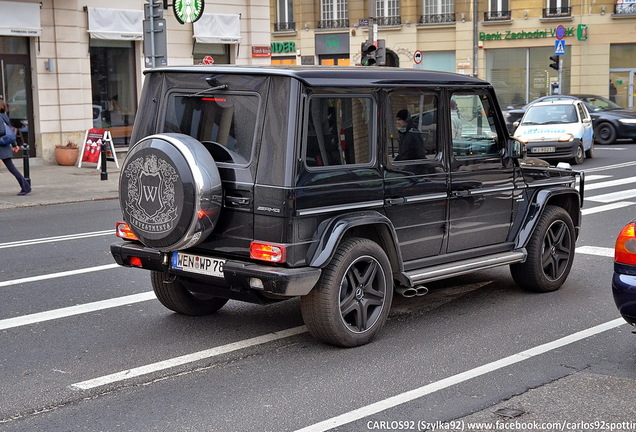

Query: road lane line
(582, 201), (635, 215)
(71, 325), (308, 390)
(0, 230), (113, 249)
(584, 161), (636, 172)
(586, 189), (636, 203)
(0, 292), (155, 331)
(576, 246), (614, 257)
(584, 175), (636, 191)
(294, 318), (626, 432)
(0, 264), (120, 288)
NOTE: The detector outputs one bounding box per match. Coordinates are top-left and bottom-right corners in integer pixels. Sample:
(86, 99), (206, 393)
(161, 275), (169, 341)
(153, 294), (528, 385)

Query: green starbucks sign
(173, 0), (204, 24)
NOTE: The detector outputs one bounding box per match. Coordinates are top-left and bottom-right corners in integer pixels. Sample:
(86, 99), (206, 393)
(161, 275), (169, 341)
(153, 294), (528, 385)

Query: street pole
(368, 0), (377, 46)
(473, 0), (478, 77)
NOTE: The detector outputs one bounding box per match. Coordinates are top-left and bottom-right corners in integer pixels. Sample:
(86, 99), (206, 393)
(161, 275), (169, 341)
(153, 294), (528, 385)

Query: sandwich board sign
(78, 128), (120, 169)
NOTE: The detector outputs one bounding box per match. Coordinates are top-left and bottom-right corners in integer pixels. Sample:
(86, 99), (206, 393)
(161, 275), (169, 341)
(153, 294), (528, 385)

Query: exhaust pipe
(415, 286), (429, 296)
(395, 286), (418, 298)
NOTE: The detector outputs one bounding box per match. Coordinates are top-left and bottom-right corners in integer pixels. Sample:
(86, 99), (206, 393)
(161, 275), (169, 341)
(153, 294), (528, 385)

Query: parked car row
(504, 94), (636, 145)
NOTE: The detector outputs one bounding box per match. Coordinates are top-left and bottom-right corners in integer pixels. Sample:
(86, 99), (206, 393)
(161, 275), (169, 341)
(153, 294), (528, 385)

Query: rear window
(163, 92), (261, 164)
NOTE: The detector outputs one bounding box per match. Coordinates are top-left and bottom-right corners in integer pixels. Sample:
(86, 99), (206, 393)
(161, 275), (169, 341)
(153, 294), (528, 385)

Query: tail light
(250, 242), (286, 263)
(115, 222), (139, 241)
(615, 222), (636, 265)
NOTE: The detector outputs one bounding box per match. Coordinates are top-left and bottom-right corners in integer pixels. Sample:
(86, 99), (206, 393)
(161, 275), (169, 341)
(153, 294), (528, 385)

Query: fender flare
(514, 187), (582, 249)
(306, 210), (402, 270)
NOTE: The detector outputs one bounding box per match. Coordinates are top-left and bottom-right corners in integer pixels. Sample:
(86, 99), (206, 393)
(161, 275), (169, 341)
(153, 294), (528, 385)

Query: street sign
(555, 25), (566, 40)
(554, 39), (565, 55)
(413, 50), (422, 64)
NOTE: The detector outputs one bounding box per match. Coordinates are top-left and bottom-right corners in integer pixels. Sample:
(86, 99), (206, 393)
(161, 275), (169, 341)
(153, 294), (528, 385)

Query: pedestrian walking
(0, 99), (31, 195)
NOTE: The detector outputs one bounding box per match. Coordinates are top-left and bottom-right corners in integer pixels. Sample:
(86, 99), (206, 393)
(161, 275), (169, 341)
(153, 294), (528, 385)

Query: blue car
(613, 220), (636, 327)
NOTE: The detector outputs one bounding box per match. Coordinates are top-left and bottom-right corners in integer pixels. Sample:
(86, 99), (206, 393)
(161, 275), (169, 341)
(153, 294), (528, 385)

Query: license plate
(531, 146), (556, 153)
(171, 252), (225, 278)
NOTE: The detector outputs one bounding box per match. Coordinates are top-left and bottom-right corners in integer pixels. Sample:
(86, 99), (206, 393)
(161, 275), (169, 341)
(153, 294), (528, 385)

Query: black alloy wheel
(595, 122), (617, 145)
(300, 237), (393, 347)
(511, 205), (575, 292)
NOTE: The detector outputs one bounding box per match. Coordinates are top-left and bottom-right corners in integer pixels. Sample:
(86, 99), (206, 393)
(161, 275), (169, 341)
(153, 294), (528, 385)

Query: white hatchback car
(514, 99), (594, 165)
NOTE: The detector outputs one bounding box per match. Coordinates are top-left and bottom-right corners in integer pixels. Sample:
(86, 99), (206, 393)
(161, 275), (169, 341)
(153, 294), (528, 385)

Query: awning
(193, 14), (241, 44)
(87, 7), (143, 41)
(0, 1), (41, 37)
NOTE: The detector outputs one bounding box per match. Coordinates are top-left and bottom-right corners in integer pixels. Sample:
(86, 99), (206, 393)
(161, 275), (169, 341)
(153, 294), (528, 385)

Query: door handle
(226, 196), (251, 206)
(452, 190), (470, 197)
(385, 197), (405, 205)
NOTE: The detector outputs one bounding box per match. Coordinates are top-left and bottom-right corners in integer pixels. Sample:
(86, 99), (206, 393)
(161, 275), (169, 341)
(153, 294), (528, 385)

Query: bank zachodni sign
(480, 26), (577, 41)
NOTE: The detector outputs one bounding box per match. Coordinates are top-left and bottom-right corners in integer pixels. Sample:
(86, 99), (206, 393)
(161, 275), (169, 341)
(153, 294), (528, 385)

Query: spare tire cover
(119, 133), (222, 251)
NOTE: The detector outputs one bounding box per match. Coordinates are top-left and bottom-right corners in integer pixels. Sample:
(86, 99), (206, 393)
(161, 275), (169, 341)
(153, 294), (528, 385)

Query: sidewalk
(0, 157), (122, 210)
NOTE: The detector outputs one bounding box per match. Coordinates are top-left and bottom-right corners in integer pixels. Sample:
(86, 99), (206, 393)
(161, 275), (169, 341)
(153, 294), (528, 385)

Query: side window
(577, 103), (588, 121)
(388, 91), (438, 162)
(304, 96), (373, 167)
(451, 93), (501, 157)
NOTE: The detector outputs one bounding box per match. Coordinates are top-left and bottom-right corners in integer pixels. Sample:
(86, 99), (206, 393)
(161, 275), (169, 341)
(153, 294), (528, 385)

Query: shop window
(90, 40), (137, 146)
(193, 43), (230, 65)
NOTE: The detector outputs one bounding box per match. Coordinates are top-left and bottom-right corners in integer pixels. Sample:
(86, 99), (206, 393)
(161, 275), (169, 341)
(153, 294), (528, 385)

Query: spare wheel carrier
(119, 133), (222, 251)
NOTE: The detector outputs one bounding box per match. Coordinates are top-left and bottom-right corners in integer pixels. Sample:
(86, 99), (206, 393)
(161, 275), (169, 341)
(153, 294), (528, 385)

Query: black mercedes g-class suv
(111, 66), (584, 347)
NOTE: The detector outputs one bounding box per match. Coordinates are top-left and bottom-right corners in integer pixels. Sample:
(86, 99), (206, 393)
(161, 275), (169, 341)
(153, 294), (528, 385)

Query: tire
(570, 144), (584, 165)
(585, 143), (594, 159)
(151, 271), (228, 315)
(120, 133), (222, 251)
(510, 205), (575, 293)
(595, 122), (617, 145)
(300, 238), (393, 347)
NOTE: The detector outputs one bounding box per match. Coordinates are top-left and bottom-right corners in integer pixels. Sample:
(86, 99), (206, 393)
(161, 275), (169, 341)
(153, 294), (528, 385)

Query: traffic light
(375, 39), (386, 66)
(361, 41), (377, 66)
(549, 55), (560, 71)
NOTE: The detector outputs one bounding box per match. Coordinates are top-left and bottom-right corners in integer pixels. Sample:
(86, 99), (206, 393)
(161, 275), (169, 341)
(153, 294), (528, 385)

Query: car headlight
(558, 133), (574, 142)
(618, 118), (636, 124)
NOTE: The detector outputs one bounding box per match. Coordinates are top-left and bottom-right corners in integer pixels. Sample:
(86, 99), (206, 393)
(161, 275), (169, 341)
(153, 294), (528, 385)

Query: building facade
(0, 0), (270, 163)
(271, 0), (636, 110)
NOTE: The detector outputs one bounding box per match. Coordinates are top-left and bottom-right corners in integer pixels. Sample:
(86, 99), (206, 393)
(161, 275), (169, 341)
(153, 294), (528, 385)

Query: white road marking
(0, 292), (155, 331)
(576, 245), (614, 257)
(71, 325), (309, 390)
(582, 201), (635, 215)
(583, 175), (611, 182)
(586, 189), (636, 203)
(584, 175), (636, 191)
(0, 264), (120, 288)
(584, 160), (636, 172)
(294, 318), (626, 432)
(0, 230), (113, 249)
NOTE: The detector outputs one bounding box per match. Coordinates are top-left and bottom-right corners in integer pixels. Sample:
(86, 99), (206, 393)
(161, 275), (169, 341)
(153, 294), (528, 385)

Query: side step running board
(402, 251), (527, 287)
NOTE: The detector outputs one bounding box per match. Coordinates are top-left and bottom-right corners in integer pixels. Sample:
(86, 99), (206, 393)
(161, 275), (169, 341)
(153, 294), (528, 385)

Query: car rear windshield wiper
(187, 84), (229, 97)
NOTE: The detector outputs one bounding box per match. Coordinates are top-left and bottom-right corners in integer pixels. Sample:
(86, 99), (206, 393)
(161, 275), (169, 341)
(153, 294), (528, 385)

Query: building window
(276, 0), (295, 31)
(320, 0), (349, 29)
(485, 0), (511, 20)
(421, 0), (456, 24)
(544, 0), (571, 17)
(377, 0), (401, 26)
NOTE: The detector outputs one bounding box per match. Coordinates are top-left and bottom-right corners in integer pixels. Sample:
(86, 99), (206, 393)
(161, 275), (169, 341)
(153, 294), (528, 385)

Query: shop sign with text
(479, 26), (580, 41)
(271, 41), (296, 54)
(252, 46), (272, 57)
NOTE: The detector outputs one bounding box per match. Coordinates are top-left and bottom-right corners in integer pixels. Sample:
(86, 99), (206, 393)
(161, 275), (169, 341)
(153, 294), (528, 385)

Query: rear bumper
(612, 272), (636, 326)
(110, 242), (321, 297)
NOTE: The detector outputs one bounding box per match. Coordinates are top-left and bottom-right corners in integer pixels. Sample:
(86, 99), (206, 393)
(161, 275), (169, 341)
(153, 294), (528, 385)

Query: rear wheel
(510, 205), (575, 292)
(151, 271), (228, 315)
(595, 122), (617, 145)
(300, 238), (393, 347)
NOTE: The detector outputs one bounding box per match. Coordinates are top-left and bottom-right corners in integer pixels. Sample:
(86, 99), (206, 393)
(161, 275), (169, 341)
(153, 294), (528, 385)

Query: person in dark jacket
(395, 109), (426, 161)
(0, 99), (31, 195)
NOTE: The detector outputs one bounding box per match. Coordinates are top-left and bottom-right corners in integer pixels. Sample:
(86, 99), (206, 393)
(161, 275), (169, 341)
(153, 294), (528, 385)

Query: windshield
(164, 92), (260, 164)
(579, 96), (623, 112)
(521, 105), (578, 125)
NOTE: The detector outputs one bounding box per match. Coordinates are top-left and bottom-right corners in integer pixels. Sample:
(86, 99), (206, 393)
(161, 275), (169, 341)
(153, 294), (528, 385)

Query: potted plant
(54, 141), (80, 166)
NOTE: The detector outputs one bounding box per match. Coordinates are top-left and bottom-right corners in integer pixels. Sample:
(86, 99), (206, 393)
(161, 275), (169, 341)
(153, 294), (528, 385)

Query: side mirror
(513, 121), (520, 128)
(507, 137), (526, 159)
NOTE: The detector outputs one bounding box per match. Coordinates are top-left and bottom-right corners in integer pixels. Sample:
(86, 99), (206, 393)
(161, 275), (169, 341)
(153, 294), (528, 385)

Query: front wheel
(570, 144), (584, 165)
(151, 271), (229, 315)
(300, 238), (394, 347)
(585, 143), (594, 159)
(510, 205), (575, 292)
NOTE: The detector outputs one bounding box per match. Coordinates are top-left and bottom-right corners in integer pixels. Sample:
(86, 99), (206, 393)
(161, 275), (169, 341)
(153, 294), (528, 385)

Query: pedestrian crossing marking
(585, 175), (636, 191)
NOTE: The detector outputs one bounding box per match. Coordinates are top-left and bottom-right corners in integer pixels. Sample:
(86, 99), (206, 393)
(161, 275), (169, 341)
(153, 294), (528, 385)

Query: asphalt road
(1, 143), (635, 432)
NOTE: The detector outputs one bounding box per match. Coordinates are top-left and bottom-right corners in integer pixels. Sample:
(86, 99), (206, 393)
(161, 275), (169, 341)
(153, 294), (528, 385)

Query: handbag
(0, 120), (16, 146)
